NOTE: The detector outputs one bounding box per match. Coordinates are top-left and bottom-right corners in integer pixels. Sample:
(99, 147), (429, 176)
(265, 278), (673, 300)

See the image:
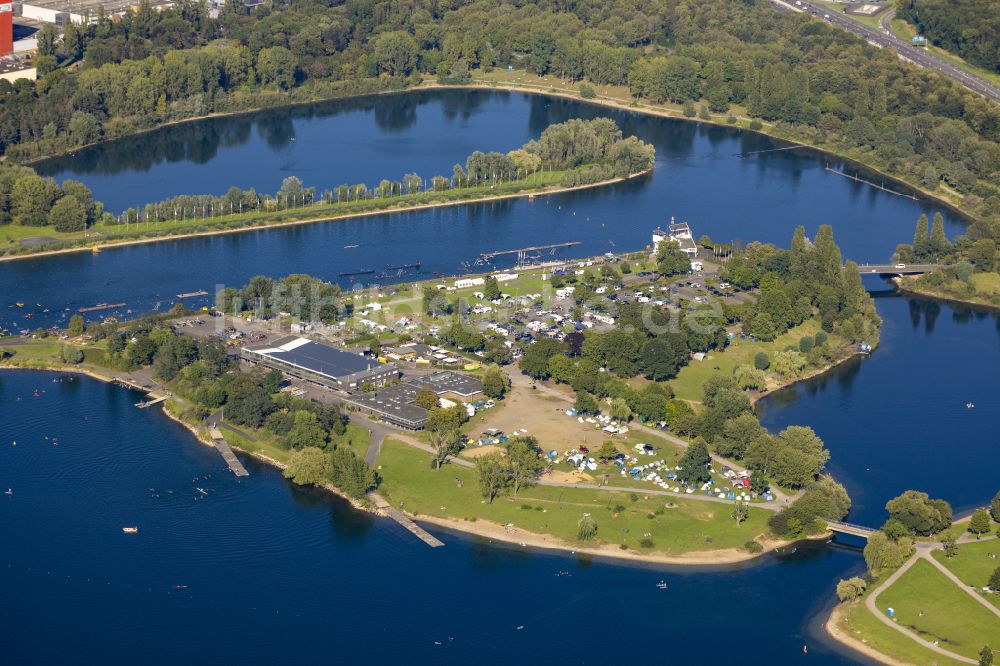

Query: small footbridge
(826, 521), (878, 539)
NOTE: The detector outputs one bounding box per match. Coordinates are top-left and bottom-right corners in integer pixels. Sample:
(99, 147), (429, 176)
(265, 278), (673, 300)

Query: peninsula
(0, 118), (655, 259)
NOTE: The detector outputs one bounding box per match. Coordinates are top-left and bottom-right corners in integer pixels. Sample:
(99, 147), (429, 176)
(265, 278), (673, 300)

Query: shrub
(682, 101), (696, 117)
(577, 514), (598, 541)
(639, 537), (655, 548)
(754, 352), (770, 370)
(799, 336), (814, 353)
(814, 331), (828, 346)
(749, 119), (763, 131)
(744, 540), (763, 553)
(579, 83), (596, 99)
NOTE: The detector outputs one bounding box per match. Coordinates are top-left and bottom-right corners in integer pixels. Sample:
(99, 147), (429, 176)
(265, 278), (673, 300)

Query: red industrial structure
(0, 4), (12, 58)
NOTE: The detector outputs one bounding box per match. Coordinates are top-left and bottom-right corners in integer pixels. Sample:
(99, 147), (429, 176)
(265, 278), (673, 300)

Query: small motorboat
(656, 580), (668, 589)
(966, 402), (975, 409)
(4, 488), (12, 495)
(122, 527), (138, 534)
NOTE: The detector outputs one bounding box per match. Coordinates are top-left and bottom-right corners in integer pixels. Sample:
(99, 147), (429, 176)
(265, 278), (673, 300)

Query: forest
(0, 0), (998, 236)
(896, 0), (1000, 74)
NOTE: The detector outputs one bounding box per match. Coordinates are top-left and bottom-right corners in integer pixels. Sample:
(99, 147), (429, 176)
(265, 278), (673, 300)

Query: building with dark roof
(241, 336), (397, 392)
(342, 371), (484, 430)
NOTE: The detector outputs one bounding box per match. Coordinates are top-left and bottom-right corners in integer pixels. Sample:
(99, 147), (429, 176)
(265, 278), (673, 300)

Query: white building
(653, 217), (699, 258)
(454, 277), (485, 289)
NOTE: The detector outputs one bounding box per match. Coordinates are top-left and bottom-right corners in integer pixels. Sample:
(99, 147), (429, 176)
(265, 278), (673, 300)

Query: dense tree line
(0, 0), (997, 228)
(897, 0), (1000, 74)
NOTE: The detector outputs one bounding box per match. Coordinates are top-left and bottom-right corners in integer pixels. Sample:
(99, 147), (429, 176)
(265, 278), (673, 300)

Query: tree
(506, 436), (543, 493)
(991, 490), (1000, 523)
(657, 242), (691, 276)
(991, 567), (1000, 592)
(329, 446), (378, 498)
(836, 577), (867, 603)
(483, 276), (501, 300)
(68, 314), (85, 336)
(49, 195), (87, 232)
(257, 47), (297, 90)
(677, 440), (712, 484)
(476, 451), (509, 503)
(596, 441), (618, 461)
(225, 386), (275, 428)
(372, 31), (418, 76)
(415, 385), (439, 410)
(429, 428), (461, 469)
(577, 514), (598, 540)
(732, 501), (750, 525)
(286, 410), (327, 449)
(969, 508), (993, 536)
(885, 490), (953, 536)
(608, 397), (631, 421)
(863, 531), (912, 575)
(575, 390), (599, 414)
(980, 645), (994, 666)
(715, 412), (765, 459)
(482, 365), (508, 399)
(59, 345), (83, 364)
(283, 447), (332, 486)
(519, 339), (564, 379)
(754, 352), (770, 370)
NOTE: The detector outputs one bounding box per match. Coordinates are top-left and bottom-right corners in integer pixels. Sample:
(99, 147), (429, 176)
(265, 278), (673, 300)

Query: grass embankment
(899, 272), (1000, 310)
(932, 540), (1000, 610)
(874, 559), (1000, 660)
(377, 438), (769, 555)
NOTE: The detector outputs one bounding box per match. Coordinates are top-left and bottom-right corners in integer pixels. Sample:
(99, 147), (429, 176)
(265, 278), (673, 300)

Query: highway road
(772, 0), (1000, 104)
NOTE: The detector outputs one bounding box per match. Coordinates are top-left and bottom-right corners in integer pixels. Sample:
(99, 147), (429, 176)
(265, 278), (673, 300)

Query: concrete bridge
(826, 520), (878, 539)
(856, 263), (941, 276)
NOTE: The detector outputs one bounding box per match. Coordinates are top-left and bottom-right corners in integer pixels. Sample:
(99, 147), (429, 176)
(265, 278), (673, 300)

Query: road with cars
(772, 0), (1000, 104)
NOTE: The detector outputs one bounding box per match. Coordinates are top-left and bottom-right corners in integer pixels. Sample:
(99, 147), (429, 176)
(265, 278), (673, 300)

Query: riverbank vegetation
(1, 0), (999, 233)
(894, 211), (1000, 307)
(0, 118), (654, 257)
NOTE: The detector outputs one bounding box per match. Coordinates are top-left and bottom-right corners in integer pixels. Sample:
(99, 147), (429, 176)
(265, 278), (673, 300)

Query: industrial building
(343, 371), (484, 430)
(241, 336), (398, 392)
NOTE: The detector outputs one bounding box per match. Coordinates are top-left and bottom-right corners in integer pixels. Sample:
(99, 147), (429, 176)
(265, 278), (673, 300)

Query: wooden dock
(208, 426), (249, 477)
(824, 166), (917, 199)
(370, 493), (444, 547)
(112, 377), (150, 392)
(175, 290), (208, 299)
(135, 395), (168, 408)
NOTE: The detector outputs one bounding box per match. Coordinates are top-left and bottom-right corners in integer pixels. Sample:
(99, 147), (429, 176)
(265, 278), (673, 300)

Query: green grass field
(671, 318), (829, 402)
(875, 558), (1000, 659)
(839, 598), (968, 666)
(338, 423), (372, 460)
(377, 438), (770, 554)
(970, 272), (1000, 297)
(932, 540), (1000, 609)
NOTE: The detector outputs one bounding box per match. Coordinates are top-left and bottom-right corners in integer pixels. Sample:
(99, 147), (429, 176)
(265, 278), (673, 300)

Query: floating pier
(825, 166), (917, 200)
(478, 241), (581, 265)
(175, 290), (208, 299)
(385, 262), (421, 271)
(78, 302), (126, 313)
(135, 395), (168, 409)
(370, 493), (444, 547)
(338, 268), (375, 277)
(208, 426), (249, 477)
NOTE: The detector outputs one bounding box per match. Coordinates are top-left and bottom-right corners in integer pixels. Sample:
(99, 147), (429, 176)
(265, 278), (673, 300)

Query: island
(0, 118), (654, 259)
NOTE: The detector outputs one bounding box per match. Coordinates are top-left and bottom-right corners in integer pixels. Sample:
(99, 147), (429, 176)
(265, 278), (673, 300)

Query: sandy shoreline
(0, 169), (649, 264)
(824, 605), (909, 666)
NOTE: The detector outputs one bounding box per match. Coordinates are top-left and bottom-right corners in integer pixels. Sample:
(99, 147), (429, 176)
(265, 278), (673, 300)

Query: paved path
(362, 420), (388, 467)
(865, 546), (977, 665)
(207, 408), (257, 442)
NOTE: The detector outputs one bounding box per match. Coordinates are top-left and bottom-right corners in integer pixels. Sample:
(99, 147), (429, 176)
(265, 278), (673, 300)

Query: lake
(2, 89), (996, 663)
